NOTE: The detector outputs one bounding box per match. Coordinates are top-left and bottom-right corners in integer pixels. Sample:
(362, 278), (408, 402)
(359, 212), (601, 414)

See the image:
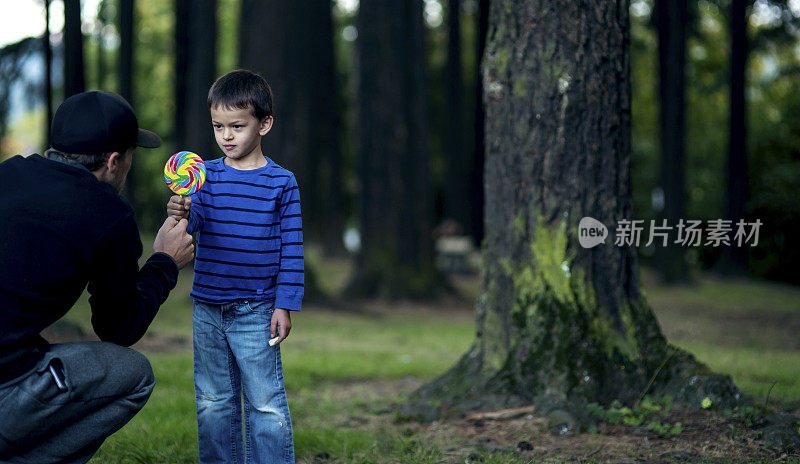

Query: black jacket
(0, 154), (178, 383)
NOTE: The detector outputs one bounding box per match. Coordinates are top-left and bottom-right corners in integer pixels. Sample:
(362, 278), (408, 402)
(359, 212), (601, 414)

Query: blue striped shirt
(187, 157), (304, 310)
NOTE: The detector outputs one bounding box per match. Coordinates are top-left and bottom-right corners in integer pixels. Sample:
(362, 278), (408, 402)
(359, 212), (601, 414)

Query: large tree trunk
(348, 0), (439, 298)
(654, 0), (689, 283)
(174, 0), (217, 158)
(238, 1), (328, 301)
(63, 0), (85, 99)
(413, 0), (740, 426)
(239, 0), (344, 254)
(239, 0), (305, 178)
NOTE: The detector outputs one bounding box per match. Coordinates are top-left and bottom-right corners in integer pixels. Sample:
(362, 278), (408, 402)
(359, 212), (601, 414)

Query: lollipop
(164, 151), (206, 195)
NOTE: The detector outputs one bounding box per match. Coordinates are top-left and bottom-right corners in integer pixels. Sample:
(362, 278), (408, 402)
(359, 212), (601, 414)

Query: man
(0, 91), (194, 463)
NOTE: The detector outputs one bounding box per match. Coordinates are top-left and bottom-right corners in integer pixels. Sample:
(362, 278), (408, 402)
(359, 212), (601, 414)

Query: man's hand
(270, 308), (292, 345)
(153, 217), (194, 269)
(167, 195), (191, 220)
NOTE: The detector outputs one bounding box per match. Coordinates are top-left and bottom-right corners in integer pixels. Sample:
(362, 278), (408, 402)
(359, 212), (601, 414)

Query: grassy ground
(49, 246), (799, 463)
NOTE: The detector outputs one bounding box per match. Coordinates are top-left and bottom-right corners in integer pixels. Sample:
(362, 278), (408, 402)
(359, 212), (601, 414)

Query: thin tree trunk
(719, 0), (748, 274)
(306, 0), (345, 255)
(655, 0), (689, 283)
(175, 0), (217, 158)
(239, 0), (319, 227)
(174, 0), (189, 150)
(118, 0), (137, 211)
(95, 0), (108, 90)
(348, 0), (439, 298)
(444, 0), (467, 231)
(468, 0), (489, 245)
(43, 0), (53, 147)
(63, 0), (85, 99)
(411, 0), (740, 425)
(239, 0), (302, 173)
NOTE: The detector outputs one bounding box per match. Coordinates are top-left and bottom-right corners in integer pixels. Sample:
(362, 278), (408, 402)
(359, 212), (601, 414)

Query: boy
(168, 69), (302, 464)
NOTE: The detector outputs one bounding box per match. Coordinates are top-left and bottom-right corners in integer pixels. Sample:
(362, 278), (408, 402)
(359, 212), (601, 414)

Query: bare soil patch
(301, 377), (797, 463)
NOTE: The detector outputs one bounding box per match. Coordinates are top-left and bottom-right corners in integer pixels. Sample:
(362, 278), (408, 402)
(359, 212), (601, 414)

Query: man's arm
(87, 215), (193, 346)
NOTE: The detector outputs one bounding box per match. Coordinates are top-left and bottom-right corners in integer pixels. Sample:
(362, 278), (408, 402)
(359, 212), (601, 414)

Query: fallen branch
(465, 406), (536, 421)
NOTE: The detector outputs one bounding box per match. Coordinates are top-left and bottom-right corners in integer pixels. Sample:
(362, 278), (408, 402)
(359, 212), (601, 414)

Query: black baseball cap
(51, 90), (161, 153)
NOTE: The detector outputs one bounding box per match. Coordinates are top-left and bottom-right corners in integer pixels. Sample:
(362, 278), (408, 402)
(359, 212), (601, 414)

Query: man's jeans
(193, 299), (294, 464)
(0, 342), (155, 463)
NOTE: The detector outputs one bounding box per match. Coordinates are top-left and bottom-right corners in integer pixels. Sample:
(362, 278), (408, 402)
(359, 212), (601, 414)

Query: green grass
(86, 304), (475, 463)
(284, 309), (473, 388)
(91, 353), (197, 463)
(644, 271), (800, 315)
(673, 340), (800, 405)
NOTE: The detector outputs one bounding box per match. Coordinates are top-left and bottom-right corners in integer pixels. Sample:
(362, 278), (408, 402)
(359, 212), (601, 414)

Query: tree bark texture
(349, 0), (439, 298)
(413, 0), (740, 426)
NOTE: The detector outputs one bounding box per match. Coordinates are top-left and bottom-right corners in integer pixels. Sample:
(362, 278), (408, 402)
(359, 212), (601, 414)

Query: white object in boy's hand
(269, 336), (280, 346)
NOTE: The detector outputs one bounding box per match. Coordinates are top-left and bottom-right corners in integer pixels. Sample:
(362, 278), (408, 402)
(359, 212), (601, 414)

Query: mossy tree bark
(414, 0), (741, 427)
(348, 0), (439, 298)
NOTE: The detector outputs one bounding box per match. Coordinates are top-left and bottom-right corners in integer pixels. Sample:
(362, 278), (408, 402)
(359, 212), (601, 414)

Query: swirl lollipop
(164, 151), (206, 196)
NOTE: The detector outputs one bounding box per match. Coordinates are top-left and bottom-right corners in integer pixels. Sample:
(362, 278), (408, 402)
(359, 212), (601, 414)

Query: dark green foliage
(587, 396), (684, 438)
(724, 405), (769, 428)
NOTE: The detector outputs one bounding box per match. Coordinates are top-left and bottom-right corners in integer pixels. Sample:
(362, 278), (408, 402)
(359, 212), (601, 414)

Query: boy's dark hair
(207, 69), (273, 120)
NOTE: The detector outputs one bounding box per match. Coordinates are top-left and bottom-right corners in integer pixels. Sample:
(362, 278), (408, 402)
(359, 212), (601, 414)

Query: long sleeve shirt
(187, 157), (304, 311)
(0, 154), (179, 383)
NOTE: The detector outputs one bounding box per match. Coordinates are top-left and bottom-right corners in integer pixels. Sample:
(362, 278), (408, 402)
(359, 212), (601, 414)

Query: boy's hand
(167, 195), (191, 220)
(270, 308), (292, 345)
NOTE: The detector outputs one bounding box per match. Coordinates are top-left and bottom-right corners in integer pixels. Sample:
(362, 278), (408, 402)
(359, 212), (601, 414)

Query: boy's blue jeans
(193, 299), (294, 464)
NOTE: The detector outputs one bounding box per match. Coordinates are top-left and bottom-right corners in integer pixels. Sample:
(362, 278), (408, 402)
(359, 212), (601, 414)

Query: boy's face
(210, 105), (272, 162)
